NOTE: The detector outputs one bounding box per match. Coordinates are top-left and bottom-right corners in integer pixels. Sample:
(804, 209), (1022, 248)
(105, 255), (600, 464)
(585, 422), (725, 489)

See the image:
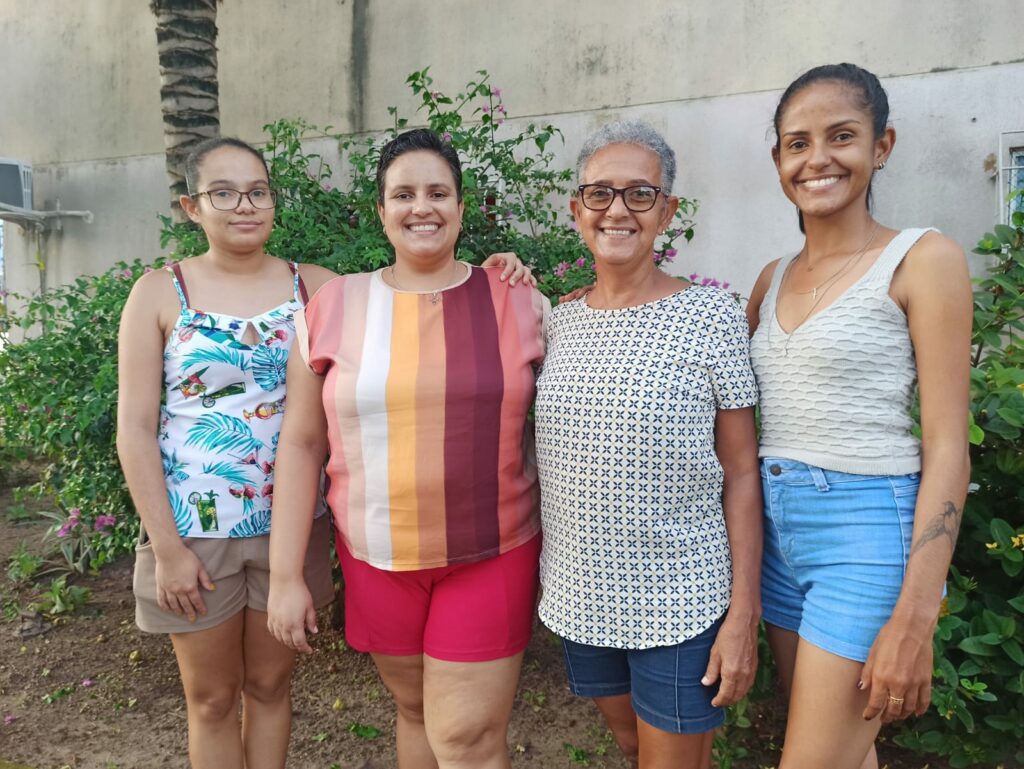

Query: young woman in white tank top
(745, 64), (972, 769)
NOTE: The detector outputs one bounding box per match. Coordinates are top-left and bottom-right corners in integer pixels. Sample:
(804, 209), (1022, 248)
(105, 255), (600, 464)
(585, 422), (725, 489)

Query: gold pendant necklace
(390, 261), (461, 304)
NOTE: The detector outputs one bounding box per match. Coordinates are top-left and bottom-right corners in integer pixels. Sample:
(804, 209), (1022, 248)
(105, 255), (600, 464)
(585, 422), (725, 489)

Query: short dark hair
(773, 63), (890, 232)
(376, 128), (462, 205)
(184, 137), (269, 194)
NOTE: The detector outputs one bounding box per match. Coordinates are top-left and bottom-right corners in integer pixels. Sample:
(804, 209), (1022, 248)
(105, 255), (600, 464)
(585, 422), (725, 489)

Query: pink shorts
(338, 533), (541, 662)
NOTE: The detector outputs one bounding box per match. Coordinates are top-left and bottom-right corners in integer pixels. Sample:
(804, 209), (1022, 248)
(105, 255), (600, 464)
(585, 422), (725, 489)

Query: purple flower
(479, 205), (488, 213)
(574, 257), (586, 268)
(94, 515), (117, 531)
(722, 282), (731, 290)
(496, 104), (506, 114)
(119, 268), (133, 280)
(3, 713), (15, 725)
(491, 87), (502, 97)
(664, 248), (678, 259)
(442, 132), (452, 143)
(68, 508), (82, 520)
(57, 519), (80, 538)
(553, 262), (570, 278)
(481, 105), (491, 114)
(689, 273), (699, 282)
(81, 678), (95, 688)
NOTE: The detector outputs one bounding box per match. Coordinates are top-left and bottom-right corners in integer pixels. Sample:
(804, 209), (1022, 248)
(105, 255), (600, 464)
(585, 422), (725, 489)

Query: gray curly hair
(575, 120), (676, 193)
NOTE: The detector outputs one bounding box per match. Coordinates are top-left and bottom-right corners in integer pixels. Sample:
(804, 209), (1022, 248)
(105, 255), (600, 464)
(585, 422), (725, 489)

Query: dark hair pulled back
(773, 63), (889, 231)
(184, 137), (269, 195)
(376, 128), (463, 205)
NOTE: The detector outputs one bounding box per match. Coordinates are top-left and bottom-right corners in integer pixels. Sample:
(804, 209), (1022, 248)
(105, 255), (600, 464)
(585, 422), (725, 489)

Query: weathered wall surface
(2, 1), (1022, 297)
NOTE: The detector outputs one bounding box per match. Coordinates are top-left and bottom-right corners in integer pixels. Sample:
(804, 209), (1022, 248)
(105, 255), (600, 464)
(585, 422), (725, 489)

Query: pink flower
(442, 132), (452, 143)
(3, 713), (15, 725)
(68, 508), (82, 520)
(568, 221), (578, 231)
(481, 105), (491, 114)
(57, 519), (80, 538)
(722, 282), (731, 290)
(81, 678), (95, 688)
(322, 183), (333, 192)
(496, 104), (506, 114)
(119, 268), (133, 280)
(553, 262), (570, 278)
(491, 87), (502, 97)
(574, 257), (586, 268)
(688, 273), (699, 282)
(94, 515), (117, 531)
(664, 248), (678, 259)
(496, 118), (505, 125)
(143, 266), (154, 274)
(17, 404), (28, 413)
(479, 205), (488, 213)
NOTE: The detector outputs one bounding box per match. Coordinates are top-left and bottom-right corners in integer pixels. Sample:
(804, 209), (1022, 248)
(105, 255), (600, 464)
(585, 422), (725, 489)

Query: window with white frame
(1009, 147), (1024, 223)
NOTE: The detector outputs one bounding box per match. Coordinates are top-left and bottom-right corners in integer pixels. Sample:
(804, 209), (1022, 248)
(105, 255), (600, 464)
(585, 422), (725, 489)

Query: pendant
(430, 292), (441, 305)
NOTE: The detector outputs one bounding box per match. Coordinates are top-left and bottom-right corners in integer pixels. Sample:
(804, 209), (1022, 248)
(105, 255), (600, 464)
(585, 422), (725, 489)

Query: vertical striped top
(296, 265), (547, 571)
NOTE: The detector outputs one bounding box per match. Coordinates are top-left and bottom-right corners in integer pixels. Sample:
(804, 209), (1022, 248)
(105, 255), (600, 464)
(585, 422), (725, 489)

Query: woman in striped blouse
(267, 128), (547, 769)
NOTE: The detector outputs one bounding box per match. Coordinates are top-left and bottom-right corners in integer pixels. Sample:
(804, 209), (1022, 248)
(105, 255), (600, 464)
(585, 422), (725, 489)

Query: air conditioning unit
(0, 159), (33, 210)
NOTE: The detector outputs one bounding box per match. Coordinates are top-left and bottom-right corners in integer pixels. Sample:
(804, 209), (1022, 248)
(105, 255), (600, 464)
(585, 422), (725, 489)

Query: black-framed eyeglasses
(192, 188), (278, 210)
(577, 184), (662, 212)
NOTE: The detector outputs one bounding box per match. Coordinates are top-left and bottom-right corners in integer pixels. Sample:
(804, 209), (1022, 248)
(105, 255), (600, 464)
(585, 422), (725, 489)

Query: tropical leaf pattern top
(157, 261), (325, 539)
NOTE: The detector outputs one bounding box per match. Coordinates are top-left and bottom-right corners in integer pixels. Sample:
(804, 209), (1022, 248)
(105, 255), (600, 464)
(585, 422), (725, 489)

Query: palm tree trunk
(150, 0), (221, 221)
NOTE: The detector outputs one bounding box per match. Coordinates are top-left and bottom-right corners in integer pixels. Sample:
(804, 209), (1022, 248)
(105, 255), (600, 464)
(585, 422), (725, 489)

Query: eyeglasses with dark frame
(577, 184), (663, 212)
(191, 188), (278, 211)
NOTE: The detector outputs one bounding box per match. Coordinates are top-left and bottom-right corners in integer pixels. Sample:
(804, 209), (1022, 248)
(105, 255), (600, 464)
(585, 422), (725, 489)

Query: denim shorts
(760, 457), (919, 662)
(561, 616), (725, 734)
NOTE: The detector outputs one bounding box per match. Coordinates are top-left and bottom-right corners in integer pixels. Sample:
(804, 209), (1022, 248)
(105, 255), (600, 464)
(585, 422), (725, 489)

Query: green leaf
(958, 636), (1001, 655)
(994, 224), (1019, 244)
(1001, 638), (1024, 666)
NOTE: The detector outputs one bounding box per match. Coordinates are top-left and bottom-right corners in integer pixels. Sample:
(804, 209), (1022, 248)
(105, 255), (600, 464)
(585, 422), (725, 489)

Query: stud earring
(875, 161), (886, 170)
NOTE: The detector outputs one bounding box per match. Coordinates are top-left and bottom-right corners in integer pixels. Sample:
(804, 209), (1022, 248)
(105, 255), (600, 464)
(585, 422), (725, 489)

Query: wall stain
(348, 0), (368, 134)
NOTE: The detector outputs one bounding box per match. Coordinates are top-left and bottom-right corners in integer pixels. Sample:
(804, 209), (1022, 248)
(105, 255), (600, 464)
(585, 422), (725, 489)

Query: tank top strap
(866, 227), (939, 287)
(165, 263), (190, 311)
(762, 252), (798, 316)
(289, 262), (310, 305)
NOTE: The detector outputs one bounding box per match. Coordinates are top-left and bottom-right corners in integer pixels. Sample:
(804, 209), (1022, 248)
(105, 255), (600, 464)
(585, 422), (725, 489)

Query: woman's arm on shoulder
(861, 231), (972, 723)
(745, 258), (780, 336)
(297, 263), (339, 296)
(116, 270), (214, 623)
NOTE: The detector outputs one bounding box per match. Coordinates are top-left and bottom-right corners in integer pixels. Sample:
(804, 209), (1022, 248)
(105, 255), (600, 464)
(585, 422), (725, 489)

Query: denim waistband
(760, 457), (919, 489)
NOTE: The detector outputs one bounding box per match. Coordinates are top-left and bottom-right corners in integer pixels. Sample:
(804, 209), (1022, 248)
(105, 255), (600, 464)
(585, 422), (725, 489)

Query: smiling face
(571, 143), (678, 269)
(377, 150), (464, 266)
(772, 80), (894, 223)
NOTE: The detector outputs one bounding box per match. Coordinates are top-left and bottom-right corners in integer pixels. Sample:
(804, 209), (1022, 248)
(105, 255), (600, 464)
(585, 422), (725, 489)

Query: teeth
(803, 177), (840, 189)
(409, 224), (439, 232)
(602, 228), (632, 236)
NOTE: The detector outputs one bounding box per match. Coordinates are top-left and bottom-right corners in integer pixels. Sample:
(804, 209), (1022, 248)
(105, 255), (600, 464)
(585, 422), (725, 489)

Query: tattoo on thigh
(910, 501), (962, 558)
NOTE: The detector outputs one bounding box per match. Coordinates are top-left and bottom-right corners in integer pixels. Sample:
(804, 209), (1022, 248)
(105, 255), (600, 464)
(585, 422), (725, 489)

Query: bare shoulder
(296, 263), (339, 294)
(126, 265), (178, 310)
(896, 231), (969, 297)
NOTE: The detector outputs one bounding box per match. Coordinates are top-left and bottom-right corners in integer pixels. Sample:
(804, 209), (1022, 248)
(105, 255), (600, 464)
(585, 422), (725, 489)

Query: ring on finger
(887, 694), (905, 707)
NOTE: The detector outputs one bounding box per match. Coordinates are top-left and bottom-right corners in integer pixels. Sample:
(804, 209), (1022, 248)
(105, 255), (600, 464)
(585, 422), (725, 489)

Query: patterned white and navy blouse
(158, 261), (321, 539)
(535, 285), (758, 648)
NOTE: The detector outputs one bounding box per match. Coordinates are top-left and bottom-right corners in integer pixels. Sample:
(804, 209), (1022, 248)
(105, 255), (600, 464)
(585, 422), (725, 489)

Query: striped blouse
(296, 265), (547, 571)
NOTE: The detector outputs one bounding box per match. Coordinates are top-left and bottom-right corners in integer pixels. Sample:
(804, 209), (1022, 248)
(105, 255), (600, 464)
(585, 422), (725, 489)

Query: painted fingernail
(701, 676), (711, 686)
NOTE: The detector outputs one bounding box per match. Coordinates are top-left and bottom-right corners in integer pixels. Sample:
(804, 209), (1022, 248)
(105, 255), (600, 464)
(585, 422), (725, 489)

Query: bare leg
(373, 653), (438, 769)
(240, 608), (296, 769)
(778, 638), (881, 769)
(635, 719), (714, 769)
(171, 611), (245, 769)
(592, 694), (639, 769)
(423, 653), (523, 769)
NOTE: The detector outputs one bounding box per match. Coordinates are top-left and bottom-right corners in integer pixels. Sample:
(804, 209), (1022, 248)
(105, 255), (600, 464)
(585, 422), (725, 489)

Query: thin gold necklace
(777, 222), (880, 354)
(389, 260), (462, 304)
(789, 222), (880, 300)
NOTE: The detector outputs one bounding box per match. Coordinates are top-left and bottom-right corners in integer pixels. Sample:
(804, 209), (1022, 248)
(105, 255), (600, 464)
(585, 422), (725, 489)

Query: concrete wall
(2, 0), (1022, 299)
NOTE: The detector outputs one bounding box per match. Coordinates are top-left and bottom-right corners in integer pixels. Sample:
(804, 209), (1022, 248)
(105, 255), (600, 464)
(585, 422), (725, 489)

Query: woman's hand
(860, 608), (935, 723)
(154, 545), (214, 623)
(703, 609), (759, 706)
(267, 577), (318, 654)
(480, 252), (536, 287)
(559, 284), (594, 304)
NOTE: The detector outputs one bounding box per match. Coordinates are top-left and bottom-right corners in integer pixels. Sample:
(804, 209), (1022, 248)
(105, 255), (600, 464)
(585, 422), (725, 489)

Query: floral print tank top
(159, 261), (316, 538)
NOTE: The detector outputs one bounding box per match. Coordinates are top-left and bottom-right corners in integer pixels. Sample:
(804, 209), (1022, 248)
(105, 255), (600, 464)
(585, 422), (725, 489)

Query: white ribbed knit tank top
(750, 228), (935, 475)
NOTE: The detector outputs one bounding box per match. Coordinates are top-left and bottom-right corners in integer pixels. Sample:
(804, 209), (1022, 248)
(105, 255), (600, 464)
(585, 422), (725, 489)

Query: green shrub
(894, 192), (1024, 767)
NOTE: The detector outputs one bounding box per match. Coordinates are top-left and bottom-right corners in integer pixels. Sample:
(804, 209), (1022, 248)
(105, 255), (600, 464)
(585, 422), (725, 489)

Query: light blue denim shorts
(561, 615), (725, 735)
(760, 457), (920, 663)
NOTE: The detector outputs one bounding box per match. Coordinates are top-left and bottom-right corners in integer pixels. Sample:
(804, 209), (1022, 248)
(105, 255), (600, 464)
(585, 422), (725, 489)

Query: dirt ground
(0, 469), (950, 769)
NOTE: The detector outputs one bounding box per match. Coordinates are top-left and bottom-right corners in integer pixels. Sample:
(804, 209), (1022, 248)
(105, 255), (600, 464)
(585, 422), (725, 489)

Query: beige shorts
(134, 513), (334, 634)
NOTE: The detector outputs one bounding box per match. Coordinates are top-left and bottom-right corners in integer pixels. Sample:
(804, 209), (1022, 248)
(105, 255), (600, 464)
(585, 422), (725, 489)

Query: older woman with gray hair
(534, 120), (762, 769)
